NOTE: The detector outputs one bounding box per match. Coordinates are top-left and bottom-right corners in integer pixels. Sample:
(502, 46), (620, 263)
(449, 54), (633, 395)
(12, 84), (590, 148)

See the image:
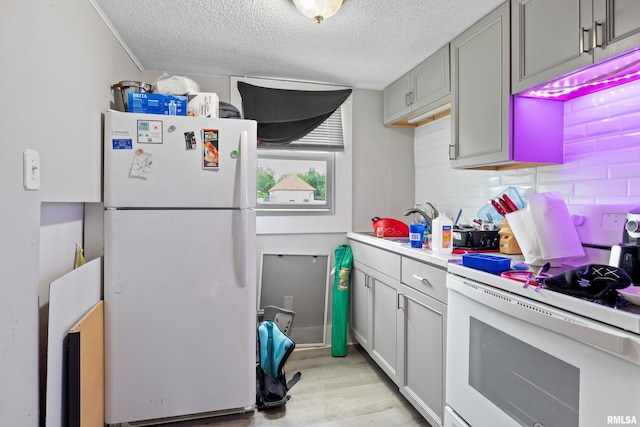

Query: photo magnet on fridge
(202, 128), (219, 169)
(184, 131), (197, 150)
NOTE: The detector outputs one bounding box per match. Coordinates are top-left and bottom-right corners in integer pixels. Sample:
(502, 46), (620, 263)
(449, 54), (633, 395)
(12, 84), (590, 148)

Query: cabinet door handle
(448, 145), (456, 160)
(406, 91), (415, 106)
(594, 21), (604, 48)
(412, 274), (432, 287)
(397, 293), (405, 310)
(580, 26), (591, 53)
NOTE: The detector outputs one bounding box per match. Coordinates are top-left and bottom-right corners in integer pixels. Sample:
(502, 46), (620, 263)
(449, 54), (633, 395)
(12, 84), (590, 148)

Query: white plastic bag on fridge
(154, 74), (200, 95)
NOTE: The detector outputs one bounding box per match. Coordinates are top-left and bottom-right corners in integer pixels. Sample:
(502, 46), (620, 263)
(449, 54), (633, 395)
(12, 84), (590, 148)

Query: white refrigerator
(103, 110), (257, 424)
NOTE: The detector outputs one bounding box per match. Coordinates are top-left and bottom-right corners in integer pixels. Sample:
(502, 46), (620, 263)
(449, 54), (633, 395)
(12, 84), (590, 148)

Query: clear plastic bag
(153, 74), (200, 95)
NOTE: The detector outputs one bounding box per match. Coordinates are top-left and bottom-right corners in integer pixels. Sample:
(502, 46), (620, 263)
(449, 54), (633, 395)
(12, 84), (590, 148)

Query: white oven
(445, 272), (640, 427)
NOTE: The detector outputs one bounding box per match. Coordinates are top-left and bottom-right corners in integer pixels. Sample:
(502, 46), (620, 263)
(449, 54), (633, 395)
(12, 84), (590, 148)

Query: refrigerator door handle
(239, 130), (249, 210)
(235, 209), (249, 288)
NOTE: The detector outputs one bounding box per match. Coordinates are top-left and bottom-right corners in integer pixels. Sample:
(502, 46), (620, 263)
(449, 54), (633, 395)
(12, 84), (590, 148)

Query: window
(257, 151), (334, 213)
(230, 76), (352, 233)
(256, 105), (343, 213)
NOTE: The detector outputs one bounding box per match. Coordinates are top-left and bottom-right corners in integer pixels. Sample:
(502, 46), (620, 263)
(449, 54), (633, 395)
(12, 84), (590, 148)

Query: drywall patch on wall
(259, 253), (330, 346)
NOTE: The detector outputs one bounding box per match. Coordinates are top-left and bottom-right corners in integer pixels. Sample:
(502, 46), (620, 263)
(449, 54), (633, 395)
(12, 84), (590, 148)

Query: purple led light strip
(518, 48), (640, 101)
(526, 70), (640, 99)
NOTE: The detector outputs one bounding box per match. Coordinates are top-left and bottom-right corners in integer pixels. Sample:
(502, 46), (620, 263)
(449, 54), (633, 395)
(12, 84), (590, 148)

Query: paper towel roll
(505, 208), (544, 265)
(529, 192), (584, 260)
(506, 192), (585, 266)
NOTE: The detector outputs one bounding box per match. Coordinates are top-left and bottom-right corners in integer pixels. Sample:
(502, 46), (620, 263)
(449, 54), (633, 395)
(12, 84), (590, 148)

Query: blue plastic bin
(462, 254), (511, 274)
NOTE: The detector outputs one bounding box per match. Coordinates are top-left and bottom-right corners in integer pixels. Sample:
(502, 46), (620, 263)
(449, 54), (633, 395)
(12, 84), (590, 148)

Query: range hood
(518, 47), (640, 101)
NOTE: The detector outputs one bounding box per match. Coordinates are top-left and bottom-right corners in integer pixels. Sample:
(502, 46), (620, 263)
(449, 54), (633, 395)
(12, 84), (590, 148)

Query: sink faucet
(403, 207), (433, 229)
(425, 202), (438, 219)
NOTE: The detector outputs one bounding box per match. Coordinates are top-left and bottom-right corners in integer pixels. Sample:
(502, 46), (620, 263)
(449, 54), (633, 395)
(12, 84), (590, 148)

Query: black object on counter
(543, 264), (631, 300)
(453, 228), (499, 250)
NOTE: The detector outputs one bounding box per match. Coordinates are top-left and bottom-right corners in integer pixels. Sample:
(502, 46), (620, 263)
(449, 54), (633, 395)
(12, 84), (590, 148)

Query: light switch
(23, 149), (40, 190)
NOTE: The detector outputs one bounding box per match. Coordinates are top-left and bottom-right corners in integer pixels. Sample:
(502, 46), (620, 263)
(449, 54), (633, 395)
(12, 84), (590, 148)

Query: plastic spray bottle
(431, 212), (453, 254)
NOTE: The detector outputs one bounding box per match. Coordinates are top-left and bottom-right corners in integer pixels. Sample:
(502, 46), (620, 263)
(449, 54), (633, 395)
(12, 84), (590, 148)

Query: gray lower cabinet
(398, 257), (447, 427)
(350, 262), (371, 350)
(512, 0), (640, 94)
(383, 44), (450, 126)
(369, 269), (399, 381)
(349, 238), (448, 426)
(349, 240), (400, 383)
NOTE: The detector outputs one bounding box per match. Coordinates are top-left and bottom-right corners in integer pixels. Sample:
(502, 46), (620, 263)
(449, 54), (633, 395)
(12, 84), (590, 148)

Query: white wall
(39, 204), (85, 304)
(352, 91), (415, 232)
(0, 0), (142, 423)
(414, 79), (640, 223)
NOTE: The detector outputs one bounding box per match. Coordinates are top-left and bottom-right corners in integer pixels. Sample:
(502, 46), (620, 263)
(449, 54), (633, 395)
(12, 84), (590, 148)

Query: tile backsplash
(415, 80), (640, 224)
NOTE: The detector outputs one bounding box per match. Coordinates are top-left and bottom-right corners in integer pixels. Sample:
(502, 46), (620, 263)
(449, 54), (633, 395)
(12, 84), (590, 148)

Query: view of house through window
(251, 97), (345, 214)
(257, 154), (330, 209)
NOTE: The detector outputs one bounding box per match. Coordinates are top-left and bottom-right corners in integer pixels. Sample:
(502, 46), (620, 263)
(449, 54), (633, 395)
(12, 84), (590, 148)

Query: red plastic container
(371, 217), (409, 237)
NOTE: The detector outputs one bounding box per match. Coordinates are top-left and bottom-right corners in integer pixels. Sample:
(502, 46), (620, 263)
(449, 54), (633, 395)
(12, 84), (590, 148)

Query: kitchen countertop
(346, 232), (462, 269)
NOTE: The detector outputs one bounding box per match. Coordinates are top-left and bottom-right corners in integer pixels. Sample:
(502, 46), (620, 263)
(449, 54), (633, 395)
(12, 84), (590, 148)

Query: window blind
(237, 81), (351, 150)
(269, 106), (344, 151)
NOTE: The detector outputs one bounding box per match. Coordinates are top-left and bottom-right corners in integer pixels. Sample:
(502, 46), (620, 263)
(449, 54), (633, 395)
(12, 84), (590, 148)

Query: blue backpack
(256, 320), (301, 409)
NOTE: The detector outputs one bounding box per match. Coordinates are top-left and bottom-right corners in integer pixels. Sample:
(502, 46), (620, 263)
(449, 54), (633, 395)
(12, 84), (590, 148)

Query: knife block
(498, 218), (522, 254)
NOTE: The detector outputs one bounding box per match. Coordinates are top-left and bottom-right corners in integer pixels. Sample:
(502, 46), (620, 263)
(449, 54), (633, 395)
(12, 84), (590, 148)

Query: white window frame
(257, 150), (335, 215)
(230, 76), (352, 235)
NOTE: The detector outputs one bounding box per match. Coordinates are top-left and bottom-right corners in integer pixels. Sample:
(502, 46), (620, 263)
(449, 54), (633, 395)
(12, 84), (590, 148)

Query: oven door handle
(451, 278), (631, 358)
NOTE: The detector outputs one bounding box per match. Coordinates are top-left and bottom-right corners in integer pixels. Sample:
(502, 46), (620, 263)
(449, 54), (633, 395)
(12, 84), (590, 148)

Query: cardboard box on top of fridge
(127, 92), (187, 115)
(187, 92), (219, 118)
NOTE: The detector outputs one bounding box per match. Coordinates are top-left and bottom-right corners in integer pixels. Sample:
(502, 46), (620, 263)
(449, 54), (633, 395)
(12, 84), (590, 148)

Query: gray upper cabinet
(383, 44), (450, 127)
(450, 1), (563, 170)
(383, 71), (412, 124)
(512, 0), (640, 94)
(449, 2), (511, 169)
(594, 0), (640, 61)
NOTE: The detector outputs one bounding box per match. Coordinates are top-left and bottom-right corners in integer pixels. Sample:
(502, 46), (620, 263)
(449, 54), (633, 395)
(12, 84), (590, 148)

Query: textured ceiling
(91, 0), (504, 90)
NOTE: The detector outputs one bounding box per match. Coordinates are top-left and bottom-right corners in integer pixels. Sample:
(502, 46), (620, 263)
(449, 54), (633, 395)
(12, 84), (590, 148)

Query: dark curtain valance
(237, 81), (352, 145)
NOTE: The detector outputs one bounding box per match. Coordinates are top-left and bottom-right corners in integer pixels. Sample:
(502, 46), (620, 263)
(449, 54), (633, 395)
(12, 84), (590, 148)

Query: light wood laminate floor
(131, 344), (429, 427)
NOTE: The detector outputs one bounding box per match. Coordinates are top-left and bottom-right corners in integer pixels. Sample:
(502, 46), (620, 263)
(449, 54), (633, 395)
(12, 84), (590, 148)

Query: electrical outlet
(601, 213), (627, 231)
(568, 204), (635, 246)
(23, 149), (40, 190)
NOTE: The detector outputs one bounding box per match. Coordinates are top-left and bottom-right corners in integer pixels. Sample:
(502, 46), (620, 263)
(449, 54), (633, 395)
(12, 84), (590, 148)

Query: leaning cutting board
(46, 257), (101, 427)
(67, 300), (104, 427)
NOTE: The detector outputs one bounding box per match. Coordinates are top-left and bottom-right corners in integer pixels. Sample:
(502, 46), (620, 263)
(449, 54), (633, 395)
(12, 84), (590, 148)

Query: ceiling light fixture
(292, 0), (344, 24)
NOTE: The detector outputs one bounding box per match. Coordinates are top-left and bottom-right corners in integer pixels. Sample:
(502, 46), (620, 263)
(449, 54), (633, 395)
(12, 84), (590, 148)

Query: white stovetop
(448, 261), (640, 335)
